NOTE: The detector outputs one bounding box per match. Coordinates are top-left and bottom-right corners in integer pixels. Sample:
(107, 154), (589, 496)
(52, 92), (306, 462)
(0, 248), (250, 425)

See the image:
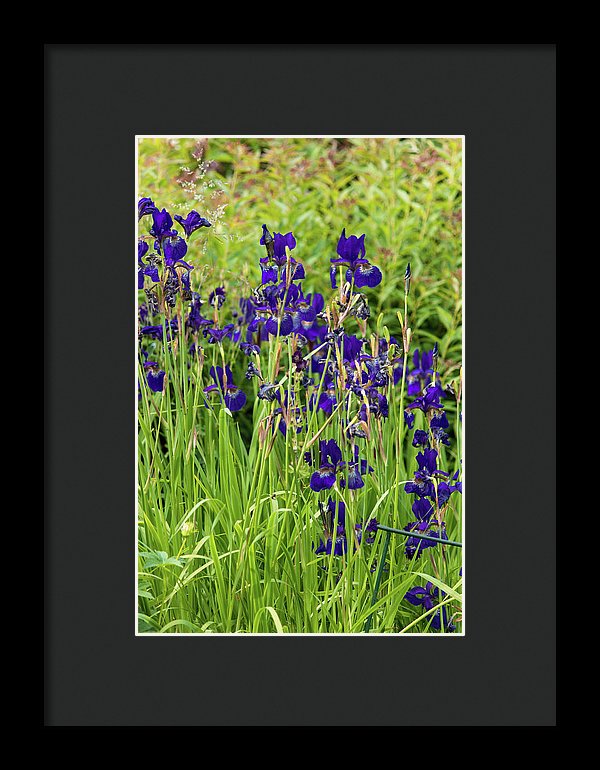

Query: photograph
(136, 135), (464, 635)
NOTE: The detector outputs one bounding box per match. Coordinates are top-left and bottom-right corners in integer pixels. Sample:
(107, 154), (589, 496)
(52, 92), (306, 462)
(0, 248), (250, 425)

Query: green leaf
(139, 550), (184, 569)
(436, 307), (454, 331)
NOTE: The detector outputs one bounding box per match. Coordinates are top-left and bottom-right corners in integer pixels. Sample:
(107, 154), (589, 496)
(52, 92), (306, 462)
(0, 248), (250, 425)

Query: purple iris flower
(240, 341), (261, 356)
(430, 411), (451, 446)
(309, 439), (344, 492)
(406, 349), (436, 396)
(404, 520), (448, 559)
(303, 316), (329, 344)
(412, 429), (430, 448)
(361, 356), (389, 388)
(259, 227), (304, 285)
(403, 447), (459, 507)
(433, 472), (462, 506)
(316, 381), (338, 415)
(149, 208), (174, 243)
(291, 261), (305, 280)
(372, 390), (389, 419)
(404, 582), (456, 632)
(430, 412), (449, 431)
(450, 469), (463, 494)
(330, 229), (382, 289)
(405, 383), (445, 414)
(405, 448), (449, 498)
(140, 324), (164, 340)
(257, 383), (280, 402)
(138, 197), (158, 220)
(313, 499), (348, 556)
(335, 230), (364, 260)
(433, 482), (455, 506)
(249, 282), (297, 338)
(264, 313), (294, 337)
(404, 410), (415, 429)
(314, 532), (347, 557)
(358, 389), (389, 421)
(314, 500), (378, 556)
(430, 606), (456, 632)
(359, 517), (379, 544)
(174, 210), (211, 238)
(203, 366), (246, 412)
(186, 293), (213, 333)
(404, 581), (438, 610)
(339, 334), (364, 363)
(432, 428), (450, 446)
(238, 296), (257, 327)
(137, 241), (161, 289)
(261, 265), (278, 285)
(140, 320), (178, 340)
(289, 291), (324, 333)
(209, 287), (227, 308)
(341, 445), (374, 490)
(273, 231), (296, 261)
(411, 497), (435, 521)
(143, 361), (165, 393)
(314, 507), (347, 557)
(204, 324), (235, 344)
(144, 263), (160, 286)
(162, 235), (188, 267)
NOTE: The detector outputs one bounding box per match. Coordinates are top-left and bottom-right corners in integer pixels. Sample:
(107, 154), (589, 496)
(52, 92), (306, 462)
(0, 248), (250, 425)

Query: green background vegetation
(138, 136), (462, 360)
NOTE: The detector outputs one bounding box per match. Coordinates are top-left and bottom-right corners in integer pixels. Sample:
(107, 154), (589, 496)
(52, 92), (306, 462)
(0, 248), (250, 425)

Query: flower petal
(225, 388), (247, 412)
(310, 469), (337, 492)
(352, 262), (382, 288)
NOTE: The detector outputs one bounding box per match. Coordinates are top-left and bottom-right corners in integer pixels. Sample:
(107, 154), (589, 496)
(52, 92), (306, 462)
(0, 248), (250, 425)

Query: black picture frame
(44, 43), (556, 726)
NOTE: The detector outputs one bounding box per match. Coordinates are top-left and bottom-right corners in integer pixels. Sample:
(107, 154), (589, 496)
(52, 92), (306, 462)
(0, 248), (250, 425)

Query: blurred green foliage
(138, 136), (462, 371)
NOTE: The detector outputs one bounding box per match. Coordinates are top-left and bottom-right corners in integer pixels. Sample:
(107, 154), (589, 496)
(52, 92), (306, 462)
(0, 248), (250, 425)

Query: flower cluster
(244, 224), (395, 469)
(313, 498), (378, 557)
(401, 380), (462, 558)
(138, 206), (398, 546)
(307, 439), (374, 492)
(396, 336), (462, 561)
(138, 197), (212, 393)
(138, 198), (462, 625)
(401, 345), (462, 630)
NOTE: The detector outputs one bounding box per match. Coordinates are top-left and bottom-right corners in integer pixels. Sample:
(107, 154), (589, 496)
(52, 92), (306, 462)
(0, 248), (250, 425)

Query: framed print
(45, 43), (556, 726)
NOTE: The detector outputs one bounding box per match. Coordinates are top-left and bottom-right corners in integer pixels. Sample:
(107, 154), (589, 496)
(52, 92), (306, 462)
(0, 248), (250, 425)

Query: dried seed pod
(145, 287), (160, 315)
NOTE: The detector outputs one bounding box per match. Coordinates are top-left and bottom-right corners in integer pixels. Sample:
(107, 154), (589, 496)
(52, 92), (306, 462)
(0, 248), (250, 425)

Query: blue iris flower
(404, 582), (456, 632)
(330, 229), (382, 289)
(203, 366), (246, 412)
(174, 210), (211, 238)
